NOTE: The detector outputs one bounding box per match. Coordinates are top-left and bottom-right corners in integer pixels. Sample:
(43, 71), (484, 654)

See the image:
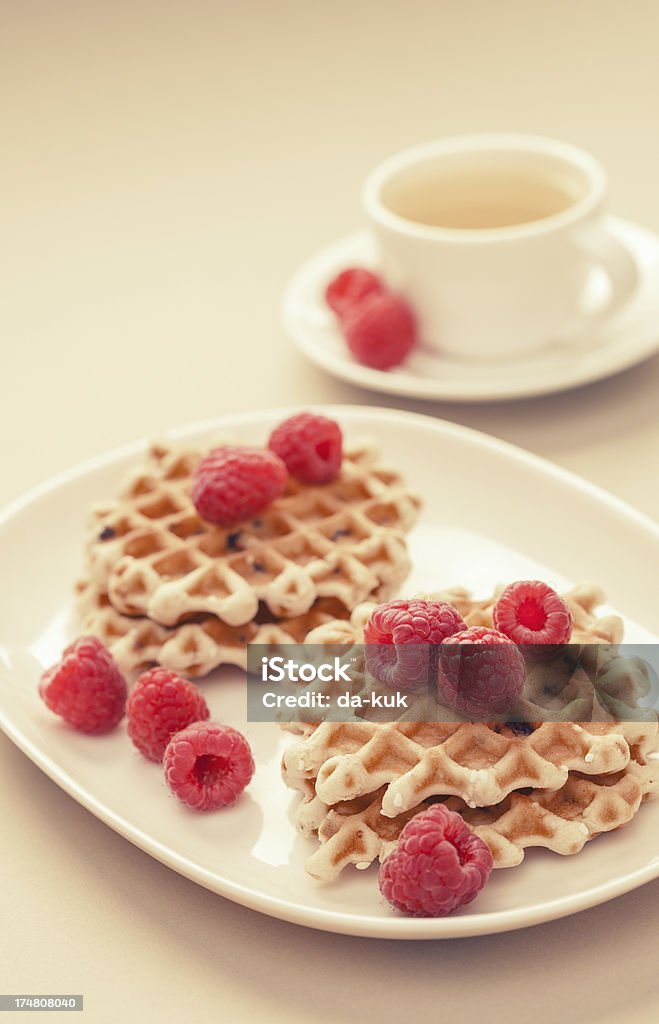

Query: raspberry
(268, 412), (342, 484)
(344, 292), (417, 370)
(436, 625), (525, 717)
(379, 804), (493, 917)
(39, 636), (127, 734)
(163, 722), (254, 811)
(493, 580), (573, 660)
(365, 599), (466, 645)
(364, 599), (466, 689)
(126, 668), (210, 762)
(325, 267), (384, 319)
(191, 445), (287, 527)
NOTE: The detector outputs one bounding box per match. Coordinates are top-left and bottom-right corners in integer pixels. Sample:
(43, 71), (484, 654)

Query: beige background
(1, 2), (658, 1021)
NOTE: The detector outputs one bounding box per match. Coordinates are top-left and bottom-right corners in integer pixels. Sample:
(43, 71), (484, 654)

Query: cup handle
(560, 220), (638, 343)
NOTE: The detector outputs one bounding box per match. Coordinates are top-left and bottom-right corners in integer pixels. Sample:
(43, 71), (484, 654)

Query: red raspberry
(268, 412), (342, 484)
(163, 722), (254, 811)
(493, 580), (573, 660)
(126, 668), (210, 762)
(344, 292), (417, 370)
(436, 625), (525, 717)
(364, 599), (466, 689)
(39, 636), (127, 734)
(325, 267), (384, 319)
(191, 445), (287, 527)
(365, 598), (466, 644)
(379, 804), (493, 917)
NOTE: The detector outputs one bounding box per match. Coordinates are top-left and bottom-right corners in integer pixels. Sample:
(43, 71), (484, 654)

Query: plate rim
(282, 218), (659, 402)
(1, 404), (658, 940)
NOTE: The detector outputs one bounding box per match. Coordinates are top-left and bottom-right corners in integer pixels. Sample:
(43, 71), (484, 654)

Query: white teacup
(362, 134), (637, 360)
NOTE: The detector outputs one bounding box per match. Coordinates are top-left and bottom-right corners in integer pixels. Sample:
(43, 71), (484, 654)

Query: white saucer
(283, 216), (659, 402)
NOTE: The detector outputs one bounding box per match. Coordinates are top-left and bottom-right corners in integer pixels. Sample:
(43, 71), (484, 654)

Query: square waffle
(282, 582), (659, 880)
(76, 580), (356, 677)
(297, 746), (659, 881)
(282, 719), (649, 813)
(80, 439), (421, 628)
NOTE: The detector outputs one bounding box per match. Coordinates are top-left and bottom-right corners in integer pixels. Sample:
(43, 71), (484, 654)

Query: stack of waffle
(76, 438), (421, 676)
(282, 584), (659, 880)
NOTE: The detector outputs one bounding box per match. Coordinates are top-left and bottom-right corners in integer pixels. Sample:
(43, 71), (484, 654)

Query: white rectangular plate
(1, 407), (658, 938)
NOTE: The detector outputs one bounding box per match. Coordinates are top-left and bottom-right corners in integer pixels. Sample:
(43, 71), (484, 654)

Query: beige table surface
(2, 2), (658, 1021)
